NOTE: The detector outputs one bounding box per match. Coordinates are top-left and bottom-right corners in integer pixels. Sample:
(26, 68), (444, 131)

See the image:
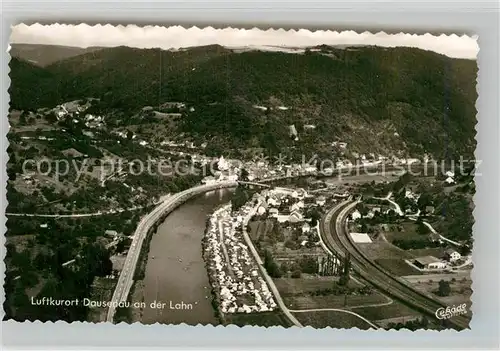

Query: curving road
(319, 201), (471, 330)
(103, 164), (453, 323)
(6, 197), (171, 218)
(289, 308), (379, 329)
(106, 181), (238, 322)
(375, 193), (462, 247)
(416, 219), (461, 247)
(6, 206), (148, 218)
(241, 201), (303, 327)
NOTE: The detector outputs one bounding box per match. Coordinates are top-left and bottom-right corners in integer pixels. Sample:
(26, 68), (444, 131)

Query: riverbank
(139, 188), (235, 325)
(202, 207), (228, 325)
(105, 181), (237, 324)
(112, 206), (173, 323)
(110, 168), (412, 324)
(203, 201), (277, 313)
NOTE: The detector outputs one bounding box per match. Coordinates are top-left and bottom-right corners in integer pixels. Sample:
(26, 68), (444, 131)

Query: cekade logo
(435, 303), (468, 320)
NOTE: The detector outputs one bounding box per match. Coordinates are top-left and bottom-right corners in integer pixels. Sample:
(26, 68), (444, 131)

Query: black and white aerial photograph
(4, 24), (478, 330)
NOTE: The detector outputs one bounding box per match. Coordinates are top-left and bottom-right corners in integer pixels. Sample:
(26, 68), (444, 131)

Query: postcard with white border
(5, 24), (477, 330)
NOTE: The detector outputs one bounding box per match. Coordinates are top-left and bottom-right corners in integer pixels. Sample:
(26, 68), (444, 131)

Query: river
(140, 188), (234, 325)
(139, 173), (398, 324)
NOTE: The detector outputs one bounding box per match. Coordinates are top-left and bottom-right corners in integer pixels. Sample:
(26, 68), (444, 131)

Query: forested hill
(9, 43), (104, 67)
(9, 44), (477, 159)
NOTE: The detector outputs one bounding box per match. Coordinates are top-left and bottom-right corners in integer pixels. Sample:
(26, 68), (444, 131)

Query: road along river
(137, 174), (394, 325)
(140, 188), (234, 325)
(136, 164), (451, 325)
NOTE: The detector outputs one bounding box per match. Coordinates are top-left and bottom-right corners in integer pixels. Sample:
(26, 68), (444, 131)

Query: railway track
(320, 201), (471, 330)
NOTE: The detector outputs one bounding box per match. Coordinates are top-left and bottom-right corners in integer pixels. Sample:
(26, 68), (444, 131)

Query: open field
(352, 301), (420, 321)
(283, 293), (389, 310)
(248, 219), (274, 241)
(406, 247), (446, 258)
(384, 221), (425, 242)
(357, 242), (413, 260)
(401, 271), (470, 283)
(293, 310), (374, 329)
(9, 111), (58, 133)
(275, 276), (389, 310)
(375, 258), (422, 276)
(410, 277), (472, 312)
(274, 276), (348, 295)
(110, 254), (126, 271)
(225, 311), (292, 327)
(355, 241), (422, 277)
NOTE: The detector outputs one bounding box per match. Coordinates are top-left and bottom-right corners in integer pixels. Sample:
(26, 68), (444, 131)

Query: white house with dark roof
(444, 248), (461, 262)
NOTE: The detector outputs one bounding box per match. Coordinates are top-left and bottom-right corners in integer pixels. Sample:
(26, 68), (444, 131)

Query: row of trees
(338, 253), (351, 286)
(386, 317), (430, 331)
(310, 283), (372, 297)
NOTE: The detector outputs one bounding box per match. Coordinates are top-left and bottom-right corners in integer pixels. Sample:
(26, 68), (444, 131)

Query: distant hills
(9, 43), (477, 159)
(10, 43), (105, 67)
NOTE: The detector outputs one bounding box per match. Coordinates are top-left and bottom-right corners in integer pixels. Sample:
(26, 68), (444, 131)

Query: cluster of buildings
(50, 100), (104, 129)
(231, 153), (424, 183)
(412, 249), (462, 270)
(204, 204), (277, 314)
(174, 148), (427, 189)
(159, 102), (186, 110)
(52, 100), (90, 120)
(239, 161), (319, 182)
(258, 187), (307, 223)
(160, 139), (202, 149)
(114, 131), (134, 141)
(113, 131), (150, 148)
(83, 114), (104, 129)
(201, 156), (240, 184)
(253, 187), (328, 226)
(350, 206), (389, 221)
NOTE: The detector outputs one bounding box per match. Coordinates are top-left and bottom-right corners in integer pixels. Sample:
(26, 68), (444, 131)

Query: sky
(10, 24), (479, 59)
